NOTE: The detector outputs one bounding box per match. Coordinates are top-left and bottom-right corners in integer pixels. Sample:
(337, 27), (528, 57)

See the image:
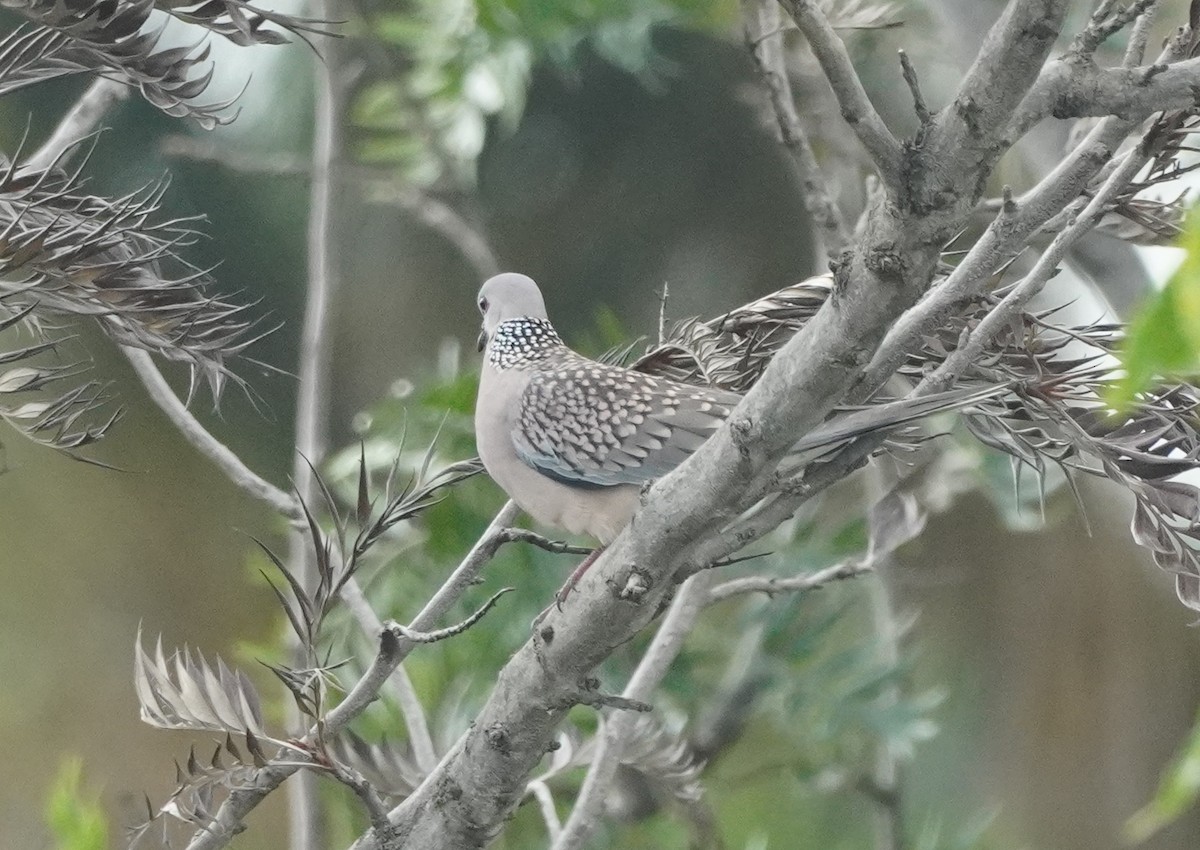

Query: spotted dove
(474, 272), (1001, 546)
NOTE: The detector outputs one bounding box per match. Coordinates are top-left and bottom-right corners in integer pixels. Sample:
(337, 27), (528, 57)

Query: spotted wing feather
(512, 352), (740, 488)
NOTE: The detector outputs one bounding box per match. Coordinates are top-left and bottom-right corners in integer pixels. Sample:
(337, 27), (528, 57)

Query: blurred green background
(3, 1), (1200, 848)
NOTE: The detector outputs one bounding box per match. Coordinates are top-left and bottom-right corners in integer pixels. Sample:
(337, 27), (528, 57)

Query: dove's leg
(554, 546), (605, 610)
(530, 546), (606, 632)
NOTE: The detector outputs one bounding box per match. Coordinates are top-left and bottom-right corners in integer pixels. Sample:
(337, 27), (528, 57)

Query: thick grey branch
(1013, 55), (1200, 132)
(932, 0), (1071, 155)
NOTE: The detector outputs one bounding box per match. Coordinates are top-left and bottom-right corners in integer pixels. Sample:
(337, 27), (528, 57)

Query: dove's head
(477, 273), (549, 351)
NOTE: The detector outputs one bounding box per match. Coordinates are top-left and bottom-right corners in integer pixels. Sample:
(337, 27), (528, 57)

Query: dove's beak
(477, 329), (487, 352)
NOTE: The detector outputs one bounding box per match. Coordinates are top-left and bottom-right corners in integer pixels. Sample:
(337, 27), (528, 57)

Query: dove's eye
(478, 297), (488, 314)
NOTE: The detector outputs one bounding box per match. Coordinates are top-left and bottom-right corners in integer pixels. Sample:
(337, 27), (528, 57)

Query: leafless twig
(706, 558), (872, 602)
(283, 7), (350, 843)
(27, 76), (126, 171)
(552, 572), (716, 850)
(497, 528), (592, 555)
(741, 0), (850, 257)
(386, 588), (513, 644)
(777, 0), (902, 182)
(897, 49), (932, 127)
(122, 347), (301, 519)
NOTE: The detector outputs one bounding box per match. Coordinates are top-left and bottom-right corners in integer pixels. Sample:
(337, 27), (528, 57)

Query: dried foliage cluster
(2, 0), (329, 122)
(634, 266), (1200, 610)
(129, 444), (510, 844)
(0, 0), (326, 459)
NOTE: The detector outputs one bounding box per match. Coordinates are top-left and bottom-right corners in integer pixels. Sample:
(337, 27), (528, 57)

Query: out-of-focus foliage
(351, 0), (735, 186)
(44, 758), (109, 850)
(1113, 207), (1200, 407)
(1126, 706), (1200, 843)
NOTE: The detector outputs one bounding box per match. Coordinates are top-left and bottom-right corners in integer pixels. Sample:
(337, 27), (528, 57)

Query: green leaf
(44, 758), (109, 850)
(1125, 708), (1200, 843)
(1111, 207), (1200, 406)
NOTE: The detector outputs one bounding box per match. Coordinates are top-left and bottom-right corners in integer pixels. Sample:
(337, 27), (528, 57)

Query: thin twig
(160, 136), (500, 280)
(327, 760), (392, 830)
(122, 347), (301, 519)
(706, 558), (871, 603)
(897, 49), (932, 126)
(367, 186), (500, 279)
(742, 0), (850, 256)
(27, 77), (127, 172)
(777, 0), (902, 182)
(865, 468), (904, 850)
(161, 134), (309, 176)
(498, 528), (592, 555)
(386, 588), (514, 644)
(1122, 0), (1161, 67)
(1071, 0), (1157, 57)
(285, 8), (350, 845)
(552, 572), (716, 850)
(529, 780), (562, 844)
(338, 578), (438, 774)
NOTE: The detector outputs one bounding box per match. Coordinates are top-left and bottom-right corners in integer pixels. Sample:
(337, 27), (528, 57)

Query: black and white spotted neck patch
(488, 317), (564, 370)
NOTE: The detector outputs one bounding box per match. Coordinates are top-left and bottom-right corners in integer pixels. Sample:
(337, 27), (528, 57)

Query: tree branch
(337, 578), (438, 774)
(27, 77), (126, 172)
(922, 128), (1156, 395)
(126, 343), (442, 783)
(776, 0), (902, 183)
(706, 558), (871, 602)
(854, 112), (1133, 399)
(858, 10), (1183, 399)
(1012, 55), (1200, 133)
(367, 185), (500, 280)
(931, 0), (1071, 159)
(160, 135), (500, 281)
(122, 347), (301, 520)
(497, 528), (592, 555)
(552, 572), (716, 850)
(742, 0), (850, 257)
(528, 780), (562, 844)
(287, 5), (351, 842)
(386, 588), (513, 644)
